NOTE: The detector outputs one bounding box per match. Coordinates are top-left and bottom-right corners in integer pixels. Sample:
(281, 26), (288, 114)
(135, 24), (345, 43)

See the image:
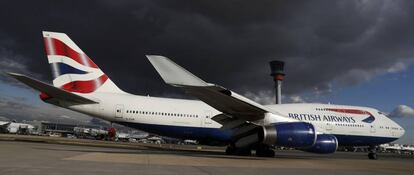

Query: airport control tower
(269, 60), (285, 104)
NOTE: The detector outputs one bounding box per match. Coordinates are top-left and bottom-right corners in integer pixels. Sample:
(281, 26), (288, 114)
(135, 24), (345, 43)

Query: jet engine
(303, 134), (338, 154)
(259, 122), (316, 148)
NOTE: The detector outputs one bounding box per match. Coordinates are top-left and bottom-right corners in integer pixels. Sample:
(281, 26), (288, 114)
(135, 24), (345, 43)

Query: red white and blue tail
(43, 31), (124, 94)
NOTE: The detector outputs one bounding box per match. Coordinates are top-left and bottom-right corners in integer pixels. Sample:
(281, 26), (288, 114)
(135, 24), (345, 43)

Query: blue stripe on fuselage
(116, 122), (398, 146)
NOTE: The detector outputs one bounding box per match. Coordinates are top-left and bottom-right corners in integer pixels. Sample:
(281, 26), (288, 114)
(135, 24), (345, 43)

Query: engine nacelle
(259, 122), (316, 148)
(303, 134), (338, 154)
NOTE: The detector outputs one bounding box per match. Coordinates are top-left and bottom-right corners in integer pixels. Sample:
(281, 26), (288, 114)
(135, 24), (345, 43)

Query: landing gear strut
(225, 145), (252, 156)
(368, 145), (378, 160)
(255, 144), (275, 157)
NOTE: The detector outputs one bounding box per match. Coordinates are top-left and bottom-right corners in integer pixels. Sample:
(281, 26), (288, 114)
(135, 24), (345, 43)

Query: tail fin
(42, 31), (124, 94)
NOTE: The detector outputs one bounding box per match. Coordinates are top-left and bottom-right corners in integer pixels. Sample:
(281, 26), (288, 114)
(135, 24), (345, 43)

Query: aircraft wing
(0, 121), (10, 126)
(7, 72), (97, 104)
(147, 55), (270, 121)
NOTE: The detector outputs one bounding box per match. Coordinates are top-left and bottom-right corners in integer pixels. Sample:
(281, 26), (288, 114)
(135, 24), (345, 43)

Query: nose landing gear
(368, 145), (378, 160)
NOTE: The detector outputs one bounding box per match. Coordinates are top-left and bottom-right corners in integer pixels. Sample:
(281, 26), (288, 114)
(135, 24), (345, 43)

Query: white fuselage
(63, 92), (405, 146)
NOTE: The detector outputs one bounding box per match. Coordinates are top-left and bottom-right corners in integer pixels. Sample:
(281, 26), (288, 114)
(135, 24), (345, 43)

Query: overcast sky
(0, 0), (413, 143)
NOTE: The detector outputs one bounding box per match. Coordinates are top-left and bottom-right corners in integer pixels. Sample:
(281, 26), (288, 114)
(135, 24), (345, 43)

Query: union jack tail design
(43, 31), (124, 94)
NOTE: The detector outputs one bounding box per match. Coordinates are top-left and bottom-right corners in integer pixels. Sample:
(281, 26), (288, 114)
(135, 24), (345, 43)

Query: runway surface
(0, 141), (413, 175)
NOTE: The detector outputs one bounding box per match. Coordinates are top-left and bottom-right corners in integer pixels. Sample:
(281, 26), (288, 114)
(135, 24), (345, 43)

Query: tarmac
(0, 136), (413, 175)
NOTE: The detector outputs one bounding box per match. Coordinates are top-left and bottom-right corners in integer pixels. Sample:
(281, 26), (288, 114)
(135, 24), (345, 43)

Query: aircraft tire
(256, 149), (275, 157)
(225, 146), (236, 155)
(368, 152), (378, 160)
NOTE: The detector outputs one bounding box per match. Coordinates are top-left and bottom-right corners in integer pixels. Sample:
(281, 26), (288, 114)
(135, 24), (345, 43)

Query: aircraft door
(370, 125), (376, 133)
(203, 110), (213, 126)
(115, 104), (124, 119)
(326, 122), (333, 133)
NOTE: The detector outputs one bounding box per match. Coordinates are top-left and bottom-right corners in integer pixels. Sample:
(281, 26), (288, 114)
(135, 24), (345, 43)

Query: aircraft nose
(400, 127), (405, 137)
(396, 122), (405, 138)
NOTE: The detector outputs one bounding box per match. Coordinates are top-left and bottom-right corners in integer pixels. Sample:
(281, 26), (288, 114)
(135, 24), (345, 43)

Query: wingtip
(5, 72), (23, 77)
(146, 55), (208, 87)
(146, 55), (167, 60)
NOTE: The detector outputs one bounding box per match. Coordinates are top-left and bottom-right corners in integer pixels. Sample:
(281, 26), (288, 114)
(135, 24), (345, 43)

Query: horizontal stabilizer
(7, 72), (97, 104)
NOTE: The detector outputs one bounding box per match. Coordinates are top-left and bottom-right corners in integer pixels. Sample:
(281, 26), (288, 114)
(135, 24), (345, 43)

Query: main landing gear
(225, 144), (275, 157)
(368, 145), (378, 160)
(255, 144), (275, 157)
(225, 145), (251, 156)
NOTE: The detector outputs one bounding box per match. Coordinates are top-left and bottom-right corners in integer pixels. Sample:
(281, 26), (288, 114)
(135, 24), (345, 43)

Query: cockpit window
(378, 111), (391, 118)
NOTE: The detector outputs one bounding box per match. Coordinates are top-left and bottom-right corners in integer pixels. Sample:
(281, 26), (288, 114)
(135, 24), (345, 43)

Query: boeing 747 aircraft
(7, 31), (405, 159)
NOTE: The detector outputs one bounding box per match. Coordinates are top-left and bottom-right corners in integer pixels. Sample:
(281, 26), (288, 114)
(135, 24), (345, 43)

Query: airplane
(0, 121), (9, 133)
(0, 121), (35, 134)
(7, 31), (405, 160)
(380, 143), (414, 155)
(401, 145), (414, 155)
(379, 143), (402, 153)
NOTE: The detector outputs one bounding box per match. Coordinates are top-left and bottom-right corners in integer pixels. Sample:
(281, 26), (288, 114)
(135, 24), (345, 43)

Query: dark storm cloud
(0, 0), (414, 98)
